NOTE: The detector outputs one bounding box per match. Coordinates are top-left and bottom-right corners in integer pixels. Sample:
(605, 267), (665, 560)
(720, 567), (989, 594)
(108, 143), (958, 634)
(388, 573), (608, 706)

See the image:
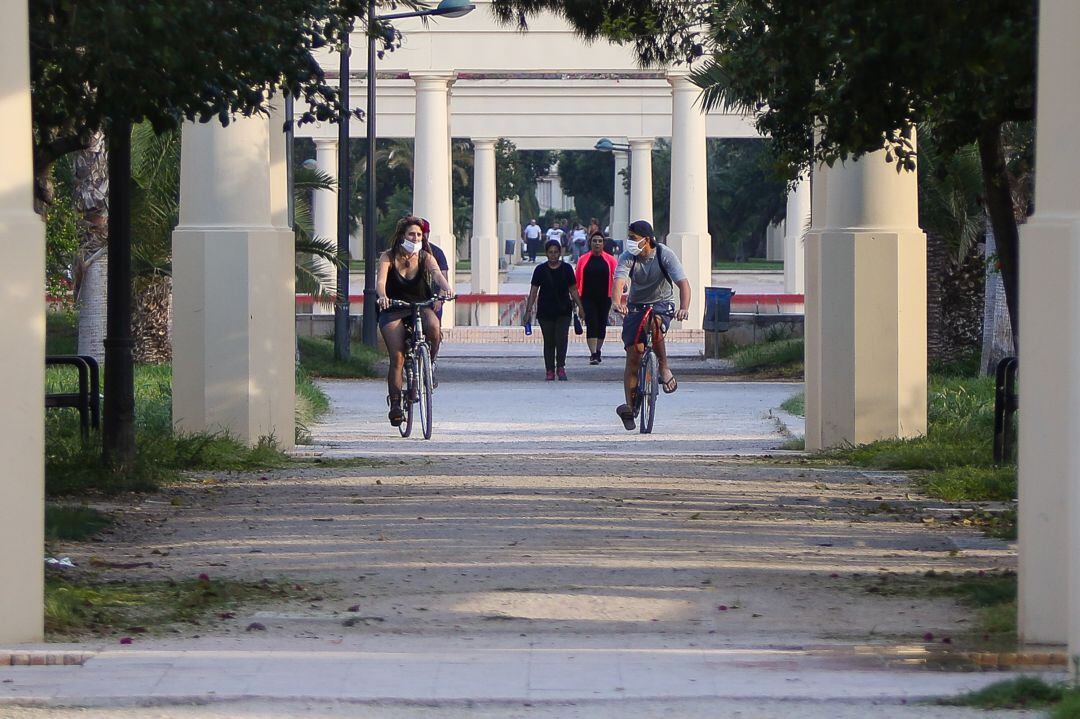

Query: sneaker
(596, 351), (602, 364)
(557, 368), (568, 381)
(545, 370), (556, 381)
(589, 353), (600, 366)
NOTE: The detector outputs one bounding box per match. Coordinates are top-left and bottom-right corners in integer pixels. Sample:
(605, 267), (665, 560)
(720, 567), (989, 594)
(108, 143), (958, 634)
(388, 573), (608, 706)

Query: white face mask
(626, 238), (644, 256)
(401, 239), (421, 255)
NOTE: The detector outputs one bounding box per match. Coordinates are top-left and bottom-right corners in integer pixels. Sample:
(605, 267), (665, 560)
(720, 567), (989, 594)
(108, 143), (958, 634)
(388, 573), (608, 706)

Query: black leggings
(581, 295), (611, 340)
(538, 315), (571, 371)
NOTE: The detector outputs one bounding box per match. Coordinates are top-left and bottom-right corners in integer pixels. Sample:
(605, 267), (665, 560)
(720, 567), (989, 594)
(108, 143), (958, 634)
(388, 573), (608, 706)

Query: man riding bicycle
(611, 220), (692, 431)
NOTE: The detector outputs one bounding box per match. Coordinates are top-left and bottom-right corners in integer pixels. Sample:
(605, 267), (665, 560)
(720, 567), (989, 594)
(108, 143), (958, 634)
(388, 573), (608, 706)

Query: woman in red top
(575, 230), (618, 364)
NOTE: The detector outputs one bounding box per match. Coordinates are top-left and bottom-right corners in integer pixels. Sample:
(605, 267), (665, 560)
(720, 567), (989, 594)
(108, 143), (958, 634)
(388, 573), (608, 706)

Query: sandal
(616, 403), (636, 431)
(661, 372), (678, 394)
(387, 394), (404, 426)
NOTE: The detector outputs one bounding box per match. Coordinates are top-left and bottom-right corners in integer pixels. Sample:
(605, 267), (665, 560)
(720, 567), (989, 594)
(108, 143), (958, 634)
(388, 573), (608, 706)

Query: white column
(629, 138), (654, 226)
(804, 139), (926, 450)
(311, 138), (338, 314)
(611, 151), (630, 240)
(172, 105), (295, 449)
(666, 72), (710, 329)
(783, 179), (811, 293)
(471, 138), (499, 326)
(1018, 0), (1080, 649)
(412, 72), (457, 328)
(0, 6), (44, 643)
(498, 198), (520, 264)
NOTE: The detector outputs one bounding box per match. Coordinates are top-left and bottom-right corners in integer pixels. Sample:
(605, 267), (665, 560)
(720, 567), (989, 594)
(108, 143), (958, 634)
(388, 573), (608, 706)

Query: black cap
(628, 219), (654, 237)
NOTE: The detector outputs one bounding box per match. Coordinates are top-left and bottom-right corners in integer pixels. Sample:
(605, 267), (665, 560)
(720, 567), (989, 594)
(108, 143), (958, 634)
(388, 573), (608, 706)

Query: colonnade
(6, 3), (1079, 650)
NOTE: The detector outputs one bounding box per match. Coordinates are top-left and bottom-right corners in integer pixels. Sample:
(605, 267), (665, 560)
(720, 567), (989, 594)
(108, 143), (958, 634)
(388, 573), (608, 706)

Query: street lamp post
(595, 137), (631, 243)
(356, 0), (475, 348)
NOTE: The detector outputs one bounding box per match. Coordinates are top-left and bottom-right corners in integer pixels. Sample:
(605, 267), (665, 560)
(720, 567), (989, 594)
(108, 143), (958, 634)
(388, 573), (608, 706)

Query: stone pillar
(784, 179), (811, 293)
(172, 107), (296, 449)
(471, 138), (499, 326)
(611, 151), (630, 240)
(0, 6), (44, 643)
(666, 72), (710, 329)
(412, 72), (456, 327)
(629, 138), (654, 225)
(1018, 0), (1080, 649)
(311, 138), (338, 314)
(765, 221), (784, 261)
(498, 198), (520, 264)
(804, 140), (926, 450)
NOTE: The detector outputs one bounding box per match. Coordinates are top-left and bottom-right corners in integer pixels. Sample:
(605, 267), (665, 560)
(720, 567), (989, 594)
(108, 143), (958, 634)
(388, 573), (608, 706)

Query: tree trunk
(925, 229), (947, 364)
(977, 125), (1020, 352)
(102, 118), (136, 470)
(980, 217), (1015, 375)
(132, 275), (173, 364)
(73, 131), (110, 366)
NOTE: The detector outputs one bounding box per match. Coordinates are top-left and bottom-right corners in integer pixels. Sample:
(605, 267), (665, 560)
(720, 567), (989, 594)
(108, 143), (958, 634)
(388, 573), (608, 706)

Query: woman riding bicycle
(376, 216), (454, 426)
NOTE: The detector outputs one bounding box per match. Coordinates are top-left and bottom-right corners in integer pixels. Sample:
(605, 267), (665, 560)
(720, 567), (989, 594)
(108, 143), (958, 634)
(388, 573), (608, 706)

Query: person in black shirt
(575, 230), (617, 364)
(524, 239), (585, 381)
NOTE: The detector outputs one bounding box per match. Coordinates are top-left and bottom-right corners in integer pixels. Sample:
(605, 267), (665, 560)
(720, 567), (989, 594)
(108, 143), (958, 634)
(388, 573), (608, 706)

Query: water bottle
(524, 319), (532, 336)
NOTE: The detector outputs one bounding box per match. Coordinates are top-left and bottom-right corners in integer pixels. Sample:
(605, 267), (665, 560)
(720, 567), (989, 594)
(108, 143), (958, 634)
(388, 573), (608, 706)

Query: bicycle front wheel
(639, 350), (658, 434)
(417, 343), (434, 439)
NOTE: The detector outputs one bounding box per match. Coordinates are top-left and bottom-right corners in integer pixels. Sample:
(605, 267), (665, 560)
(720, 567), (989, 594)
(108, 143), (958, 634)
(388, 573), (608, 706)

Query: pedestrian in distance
(545, 224), (564, 255)
(523, 218), (542, 263)
(524, 239), (586, 381)
(570, 223), (588, 263)
(575, 229), (617, 365)
(611, 220), (691, 430)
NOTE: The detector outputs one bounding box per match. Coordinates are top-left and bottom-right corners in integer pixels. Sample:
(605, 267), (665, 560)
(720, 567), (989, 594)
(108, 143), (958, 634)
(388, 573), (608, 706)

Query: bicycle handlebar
(387, 296), (456, 309)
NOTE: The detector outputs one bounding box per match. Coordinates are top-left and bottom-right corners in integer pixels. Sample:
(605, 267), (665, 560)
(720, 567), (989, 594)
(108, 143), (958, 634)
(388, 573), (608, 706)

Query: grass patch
(713, 260), (783, 271)
(780, 392), (805, 417)
(940, 676), (1065, 710)
(778, 437), (805, 451)
(45, 575), (317, 637)
(295, 368), (331, 444)
(45, 504), (112, 541)
(46, 310), (78, 355)
(824, 375), (998, 473)
(297, 336), (379, 378)
(727, 338), (804, 376)
(291, 457), (389, 468)
(46, 364), (292, 496)
(918, 466), (1016, 502)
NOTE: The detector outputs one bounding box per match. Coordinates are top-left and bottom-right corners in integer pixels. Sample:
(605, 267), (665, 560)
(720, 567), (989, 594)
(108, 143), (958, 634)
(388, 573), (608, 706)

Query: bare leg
(380, 319), (407, 398)
(653, 319), (673, 381)
(623, 344), (643, 407)
(420, 308), (441, 359)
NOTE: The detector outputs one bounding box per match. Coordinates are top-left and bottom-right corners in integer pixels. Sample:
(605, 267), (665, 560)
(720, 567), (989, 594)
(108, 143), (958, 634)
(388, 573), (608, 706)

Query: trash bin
(504, 239), (516, 256)
(703, 287), (735, 332)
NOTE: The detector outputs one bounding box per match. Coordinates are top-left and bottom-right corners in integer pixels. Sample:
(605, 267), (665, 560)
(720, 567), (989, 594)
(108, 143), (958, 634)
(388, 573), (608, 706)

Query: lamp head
(594, 137), (615, 152)
(434, 0), (475, 18)
(301, 159), (318, 170)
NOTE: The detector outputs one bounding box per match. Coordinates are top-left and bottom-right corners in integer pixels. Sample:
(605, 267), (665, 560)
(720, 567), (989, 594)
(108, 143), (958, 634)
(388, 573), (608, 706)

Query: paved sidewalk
(1, 349), (1044, 717)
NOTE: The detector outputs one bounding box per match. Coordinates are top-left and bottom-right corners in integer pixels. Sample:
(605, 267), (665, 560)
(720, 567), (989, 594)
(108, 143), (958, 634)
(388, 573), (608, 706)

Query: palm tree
(72, 131), (109, 366)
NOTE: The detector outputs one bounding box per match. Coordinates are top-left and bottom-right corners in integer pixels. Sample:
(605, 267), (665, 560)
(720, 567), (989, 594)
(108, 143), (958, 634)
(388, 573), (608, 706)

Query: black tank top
(386, 251), (431, 303)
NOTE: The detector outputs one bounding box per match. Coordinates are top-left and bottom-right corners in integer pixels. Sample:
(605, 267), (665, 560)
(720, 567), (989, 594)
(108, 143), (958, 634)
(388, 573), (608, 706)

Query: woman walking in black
(524, 239), (585, 380)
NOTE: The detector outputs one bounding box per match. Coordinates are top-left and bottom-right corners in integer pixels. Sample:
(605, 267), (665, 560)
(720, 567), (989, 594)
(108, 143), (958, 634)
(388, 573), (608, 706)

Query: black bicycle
(389, 297), (451, 439)
(629, 302), (675, 434)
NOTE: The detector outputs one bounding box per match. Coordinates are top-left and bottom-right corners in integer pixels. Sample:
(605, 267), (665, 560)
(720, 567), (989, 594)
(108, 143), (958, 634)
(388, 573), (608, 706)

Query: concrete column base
(0, 214), (45, 643)
(805, 230), (927, 450)
(172, 227), (296, 449)
(1018, 216), (1080, 646)
(665, 232), (710, 330)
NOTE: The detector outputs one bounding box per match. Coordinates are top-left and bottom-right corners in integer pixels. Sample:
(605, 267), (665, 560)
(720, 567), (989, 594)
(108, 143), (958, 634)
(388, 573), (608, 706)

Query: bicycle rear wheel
(399, 356), (417, 438)
(417, 343), (434, 439)
(639, 349), (658, 434)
